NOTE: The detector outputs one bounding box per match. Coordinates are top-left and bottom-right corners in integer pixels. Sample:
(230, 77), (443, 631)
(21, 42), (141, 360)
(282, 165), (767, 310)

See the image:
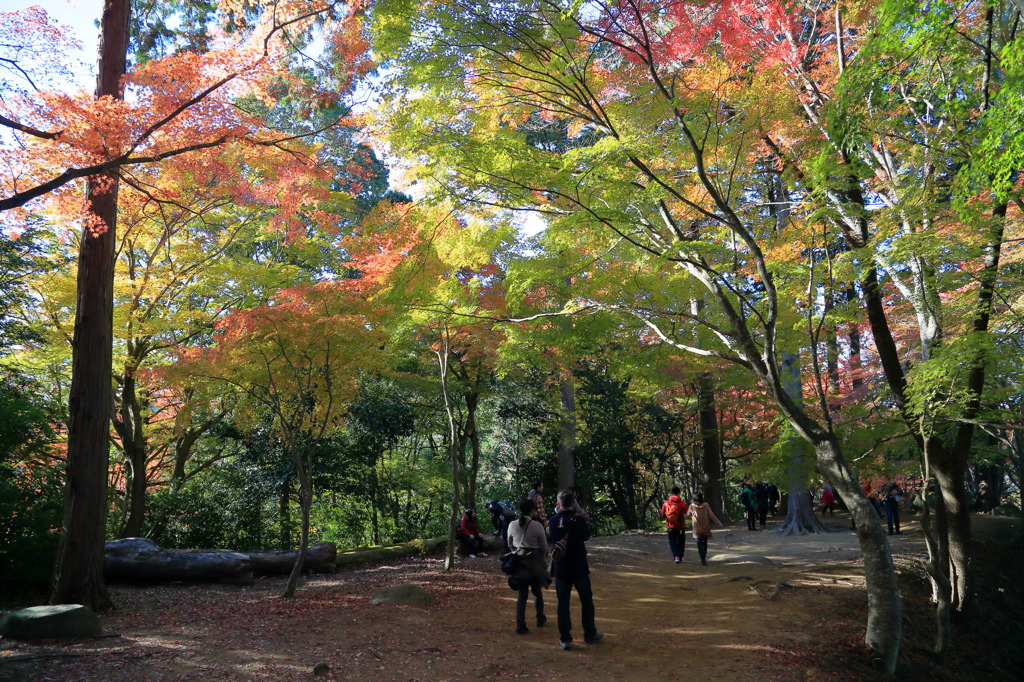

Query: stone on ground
(0, 604), (101, 640)
(370, 583), (434, 606)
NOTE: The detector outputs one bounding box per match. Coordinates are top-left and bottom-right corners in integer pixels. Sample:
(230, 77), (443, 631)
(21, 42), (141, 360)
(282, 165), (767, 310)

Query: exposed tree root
(725, 575), (755, 583)
(747, 580), (793, 599)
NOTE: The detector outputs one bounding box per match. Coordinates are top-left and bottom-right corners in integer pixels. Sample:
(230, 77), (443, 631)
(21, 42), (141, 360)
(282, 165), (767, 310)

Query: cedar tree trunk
(50, 0), (130, 610)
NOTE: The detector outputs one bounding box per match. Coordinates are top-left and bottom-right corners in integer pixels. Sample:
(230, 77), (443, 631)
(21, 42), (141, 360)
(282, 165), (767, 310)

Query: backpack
(740, 489), (751, 508)
(664, 499), (682, 523)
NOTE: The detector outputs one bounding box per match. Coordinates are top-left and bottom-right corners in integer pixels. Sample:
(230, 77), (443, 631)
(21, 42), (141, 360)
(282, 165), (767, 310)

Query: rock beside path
(0, 604), (101, 640)
(370, 583), (435, 606)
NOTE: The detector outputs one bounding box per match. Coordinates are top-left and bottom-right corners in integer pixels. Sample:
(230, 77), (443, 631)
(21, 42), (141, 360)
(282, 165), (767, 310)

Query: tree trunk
(282, 451), (311, 599)
(846, 285), (863, 390)
(557, 372), (576, 490)
(50, 0), (130, 612)
(435, 335), (460, 571)
(775, 353), (826, 536)
(696, 371), (726, 521)
(465, 391), (481, 507)
(115, 371), (149, 538)
(814, 437), (902, 674)
(279, 477), (292, 550)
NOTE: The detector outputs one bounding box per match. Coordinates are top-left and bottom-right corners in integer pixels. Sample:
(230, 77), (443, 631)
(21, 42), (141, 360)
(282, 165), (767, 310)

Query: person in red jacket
(660, 487), (689, 564)
(459, 508), (486, 557)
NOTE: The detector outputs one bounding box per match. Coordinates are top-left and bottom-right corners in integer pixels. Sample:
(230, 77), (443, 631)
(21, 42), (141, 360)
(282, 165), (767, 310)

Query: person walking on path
(507, 498), (551, 634)
(820, 484), (836, 515)
(741, 483), (756, 530)
(884, 484), (903, 535)
(686, 492), (724, 566)
(660, 487), (689, 563)
(528, 481), (547, 527)
(549, 489), (603, 650)
(767, 483), (780, 518)
(754, 482), (769, 529)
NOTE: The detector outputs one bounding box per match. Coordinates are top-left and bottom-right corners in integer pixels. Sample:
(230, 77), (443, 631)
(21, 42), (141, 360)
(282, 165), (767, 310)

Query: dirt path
(0, 514), (946, 681)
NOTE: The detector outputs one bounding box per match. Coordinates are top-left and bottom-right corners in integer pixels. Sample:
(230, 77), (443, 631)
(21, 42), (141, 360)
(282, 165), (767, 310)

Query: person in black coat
(884, 484), (903, 535)
(754, 482), (769, 529)
(548, 489), (603, 650)
(766, 483), (780, 517)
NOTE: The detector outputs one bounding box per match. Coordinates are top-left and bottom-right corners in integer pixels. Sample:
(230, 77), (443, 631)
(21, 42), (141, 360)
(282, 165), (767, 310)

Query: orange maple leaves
(0, 1), (368, 229)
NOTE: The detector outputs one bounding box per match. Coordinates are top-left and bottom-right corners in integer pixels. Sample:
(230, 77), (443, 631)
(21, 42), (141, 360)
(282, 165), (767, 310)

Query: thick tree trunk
(695, 371), (726, 521)
(50, 0), (130, 613)
(776, 353), (826, 536)
(765, 352), (900, 671)
(557, 372), (577, 490)
(814, 437), (902, 673)
(930, 448), (973, 616)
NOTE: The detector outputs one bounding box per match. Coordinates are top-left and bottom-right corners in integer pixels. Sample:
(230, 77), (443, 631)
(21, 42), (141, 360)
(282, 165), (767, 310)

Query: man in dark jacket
(549, 489), (603, 650)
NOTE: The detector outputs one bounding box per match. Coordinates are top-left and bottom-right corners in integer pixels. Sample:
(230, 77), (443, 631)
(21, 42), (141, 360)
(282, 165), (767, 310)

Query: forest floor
(1, 512), (1021, 681)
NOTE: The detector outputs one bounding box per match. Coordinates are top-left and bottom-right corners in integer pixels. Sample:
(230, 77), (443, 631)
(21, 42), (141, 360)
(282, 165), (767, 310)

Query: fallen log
(250, 543), (337, 576)
(105, 538), (253, 585)
(335, 536), (447, 566)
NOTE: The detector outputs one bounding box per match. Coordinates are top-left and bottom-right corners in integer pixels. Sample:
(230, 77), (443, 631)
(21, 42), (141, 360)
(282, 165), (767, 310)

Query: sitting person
(487, 500), (516, 550)
(458, 508), (486, 557)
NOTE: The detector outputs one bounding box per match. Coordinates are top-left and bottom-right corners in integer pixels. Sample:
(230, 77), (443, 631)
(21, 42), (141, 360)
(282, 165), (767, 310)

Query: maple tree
(368, 0), (915, 668)
(368, 200), (516, 569)
(0, 0), (372, 609)
(186, 276), (387, 596)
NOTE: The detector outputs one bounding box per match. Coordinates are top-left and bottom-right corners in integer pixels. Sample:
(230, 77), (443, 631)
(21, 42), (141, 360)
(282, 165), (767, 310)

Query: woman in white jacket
(507, 498), (551, 634)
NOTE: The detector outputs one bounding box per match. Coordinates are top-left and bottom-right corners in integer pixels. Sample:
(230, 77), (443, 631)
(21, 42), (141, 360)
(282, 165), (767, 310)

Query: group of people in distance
(739, 481), (780, 531)
(659, 487), (724, 566)
(499, 484), (602, 650)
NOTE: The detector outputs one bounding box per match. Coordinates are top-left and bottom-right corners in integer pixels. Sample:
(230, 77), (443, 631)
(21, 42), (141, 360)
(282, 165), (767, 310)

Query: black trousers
(516, 581), (544, 626)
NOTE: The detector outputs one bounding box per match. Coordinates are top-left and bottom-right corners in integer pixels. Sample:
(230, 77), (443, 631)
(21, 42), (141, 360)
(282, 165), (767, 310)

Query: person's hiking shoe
(516, 624), (529, 635)
(674, 557), (681, 564)
(469, 554), (477, 559)
(701, 557), (707, 566)
(480, 552), (488, 557)
(679, 557), (685, 562)
(536, 615), (547, 628)
(558, 640), (572, 651)
(585, 631), (604, 644)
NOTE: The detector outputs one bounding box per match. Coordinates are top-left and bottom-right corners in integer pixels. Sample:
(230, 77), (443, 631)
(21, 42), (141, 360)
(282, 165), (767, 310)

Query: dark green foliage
(0, 371), (62, 596)
(574, 358), (671, 531)
(148, 461), (278, 551)
(0, 226), (50, 349)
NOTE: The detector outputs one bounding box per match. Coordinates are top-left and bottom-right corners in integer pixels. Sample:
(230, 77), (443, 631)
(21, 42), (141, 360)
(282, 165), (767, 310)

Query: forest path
(1, 514), (937, 681)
